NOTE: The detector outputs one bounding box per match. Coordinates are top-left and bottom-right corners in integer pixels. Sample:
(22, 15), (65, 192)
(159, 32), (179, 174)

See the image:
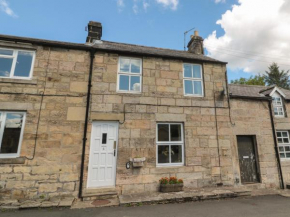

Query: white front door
(87, 121), (118, 188)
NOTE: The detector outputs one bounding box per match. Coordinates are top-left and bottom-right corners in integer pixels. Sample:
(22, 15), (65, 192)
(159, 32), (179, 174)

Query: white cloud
(215, 0), (226, 3)
(117, 0), (125, 12)
(143, 0), (150, 11)
(204, 0), (290, 75)
(155, 0), (179, 10)
(0, 0), (17, 18)
(133, 0), (139, 14)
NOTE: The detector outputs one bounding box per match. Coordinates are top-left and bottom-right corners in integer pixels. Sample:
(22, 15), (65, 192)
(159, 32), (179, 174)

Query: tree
(264, 63), (290, 89)
(230, 74), (265, 86)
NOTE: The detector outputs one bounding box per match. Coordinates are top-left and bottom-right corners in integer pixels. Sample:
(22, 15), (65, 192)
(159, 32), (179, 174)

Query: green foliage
(230, 74), (265, 86)
(264, 63), (290, 89)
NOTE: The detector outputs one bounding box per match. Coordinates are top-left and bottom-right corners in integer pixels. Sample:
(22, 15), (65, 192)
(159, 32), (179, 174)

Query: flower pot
(160, 183), (183, 193)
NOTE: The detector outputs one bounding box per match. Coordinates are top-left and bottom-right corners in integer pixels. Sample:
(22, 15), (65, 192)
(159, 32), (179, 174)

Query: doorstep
(82, 187), (118, 198)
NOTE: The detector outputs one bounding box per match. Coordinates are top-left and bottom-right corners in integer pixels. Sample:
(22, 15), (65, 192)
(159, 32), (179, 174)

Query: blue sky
(0, 0), (276, 82)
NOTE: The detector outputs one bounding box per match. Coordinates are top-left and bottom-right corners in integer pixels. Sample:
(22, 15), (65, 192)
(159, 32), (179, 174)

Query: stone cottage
(0, 21), (287, 208)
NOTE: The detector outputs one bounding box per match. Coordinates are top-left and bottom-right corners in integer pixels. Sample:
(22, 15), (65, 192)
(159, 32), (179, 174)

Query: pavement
(2, 195), (290, 217)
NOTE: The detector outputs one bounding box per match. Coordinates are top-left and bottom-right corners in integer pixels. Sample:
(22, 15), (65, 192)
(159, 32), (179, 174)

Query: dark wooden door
(237, 136), (259, 184)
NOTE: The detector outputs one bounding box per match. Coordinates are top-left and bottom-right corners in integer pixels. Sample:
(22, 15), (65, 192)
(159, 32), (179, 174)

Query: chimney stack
(187, 30), (204, 55)
(86, 21), (102, 43)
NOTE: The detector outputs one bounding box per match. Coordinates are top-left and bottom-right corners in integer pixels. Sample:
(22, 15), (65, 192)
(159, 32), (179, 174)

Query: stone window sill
(0, 78), (37, 85)
(0, 157), (26, 164)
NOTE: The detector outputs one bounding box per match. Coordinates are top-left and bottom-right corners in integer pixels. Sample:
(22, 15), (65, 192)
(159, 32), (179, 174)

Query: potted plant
(159, 177), (184, 193)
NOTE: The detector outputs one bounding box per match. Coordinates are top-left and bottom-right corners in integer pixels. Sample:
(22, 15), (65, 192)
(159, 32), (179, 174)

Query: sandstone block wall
(230, 99), (280, 188)
(83, 52), (233, 194)
(0, 46), (90, 205)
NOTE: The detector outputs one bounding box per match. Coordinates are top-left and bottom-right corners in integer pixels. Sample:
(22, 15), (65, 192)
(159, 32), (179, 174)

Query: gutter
(268, 100), (285, 189)
(79, 49), (95, 199)
(229, 94), (271, 101)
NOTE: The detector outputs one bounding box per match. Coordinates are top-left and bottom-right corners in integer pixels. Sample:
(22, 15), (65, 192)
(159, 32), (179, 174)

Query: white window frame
(0, 47), (35, 80)
(272, 92), (284, 117)
(0, 111), (26, 158)
(117, 57), (142, 93)
(156, 123), (184, 167)
(183, 63), (204, 97)
(277, 131), (290, 160)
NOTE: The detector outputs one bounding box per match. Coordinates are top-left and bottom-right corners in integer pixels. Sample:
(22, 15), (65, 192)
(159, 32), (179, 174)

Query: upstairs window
(277, 131), (290, 159)
(183, 63), (203, 97)
(272, 93), (284, 117)
(156, 123), (184, 166)
(0, 112), (26, 158)
(117, 57), (142, 93)
(0, 48), (35, 79)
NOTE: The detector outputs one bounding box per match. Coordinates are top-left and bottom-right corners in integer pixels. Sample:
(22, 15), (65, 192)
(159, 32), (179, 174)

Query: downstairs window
(156, 123), (184, 166)
(0, 112), (26, 158)
(277, 131), (290, 159)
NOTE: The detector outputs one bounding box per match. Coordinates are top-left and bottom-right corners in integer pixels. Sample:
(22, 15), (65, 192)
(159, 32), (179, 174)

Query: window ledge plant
(159, 177), (184, 193)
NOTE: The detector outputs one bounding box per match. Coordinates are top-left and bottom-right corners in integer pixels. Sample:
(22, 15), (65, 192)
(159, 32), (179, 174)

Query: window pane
(280, 153), (286, 158)
(193, 65), (201, 78)
(0, 113), (23, 154)
(120, 58), (130, 73)
(193, 81), (202, 95)
(14, 51), (33, 77)
(278, 138), (283, 143)
(282, 132), (288, 137)
(184, 64), (192, 78)
(283, 138), (289, 143)
(171, 145), (182, 163)
(277, 132), (282, 137)
(119, 75), (129, 91)
(286, 153), (290, 158)
(158, 145), (170, 164)
(158, 124), (169, 141)
(184, 80), (193, 95)
(285, 146), (290, 151)
(0, 49), (13, 56)
(279, 146), (284, 152)
(0, 57), (13, 77)
(131, 59), (141, 73)
(130, 76), (141, 91)
(170, 124), (182, 141)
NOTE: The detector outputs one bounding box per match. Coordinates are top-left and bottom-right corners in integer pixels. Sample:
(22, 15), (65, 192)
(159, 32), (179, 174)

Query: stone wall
(82, 52), (233, 194)
(230, 99), (280, 188)
(0, 45), (90, 207)
(274, 102), (290, 186)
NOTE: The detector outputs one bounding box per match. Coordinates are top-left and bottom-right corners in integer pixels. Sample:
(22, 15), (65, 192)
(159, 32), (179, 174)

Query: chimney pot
(86, 21), (102, 43)
(187, 30), (204, 55)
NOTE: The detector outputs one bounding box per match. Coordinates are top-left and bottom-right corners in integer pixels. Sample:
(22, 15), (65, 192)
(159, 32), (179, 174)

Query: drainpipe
(268, 99), (285, 189)
(79, 49), (95, 199)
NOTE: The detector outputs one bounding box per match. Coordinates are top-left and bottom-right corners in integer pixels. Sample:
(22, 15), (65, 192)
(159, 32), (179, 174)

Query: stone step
(82, 187), (118, 199)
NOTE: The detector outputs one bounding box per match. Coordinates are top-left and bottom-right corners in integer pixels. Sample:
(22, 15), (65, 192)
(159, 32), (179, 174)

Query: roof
(228, 84), (290, 100)
(0, 34), (226, 64)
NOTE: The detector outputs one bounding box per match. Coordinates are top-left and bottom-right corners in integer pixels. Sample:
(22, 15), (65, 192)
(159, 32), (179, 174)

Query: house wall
(230, 99), (280, 188)
(83, 51), (234, 194)
(274, 101), (290, 186)
(0, 45), (90, 206)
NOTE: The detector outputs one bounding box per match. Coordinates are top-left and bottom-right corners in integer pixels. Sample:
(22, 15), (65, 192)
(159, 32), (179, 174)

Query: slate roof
(228, 84), (290, 100)
(0, 34), (226, 64)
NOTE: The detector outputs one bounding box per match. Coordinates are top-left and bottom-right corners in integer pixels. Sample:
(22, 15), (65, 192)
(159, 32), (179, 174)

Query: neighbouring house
(0, 21), (287, 208)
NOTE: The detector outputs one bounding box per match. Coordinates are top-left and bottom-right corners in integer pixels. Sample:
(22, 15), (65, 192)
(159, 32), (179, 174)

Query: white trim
(269, 87), (286, 98)
(156, 123), (184, 167)
(0, 47), (35, 80)
(272, 92), (285, 117)
(183, 63), (204, 97)
(0, 111), (26, 158)
(116, 56), (142, 93)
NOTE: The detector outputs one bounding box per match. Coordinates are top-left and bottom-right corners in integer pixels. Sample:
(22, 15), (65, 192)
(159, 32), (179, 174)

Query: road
(2, 195), (289, 217)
